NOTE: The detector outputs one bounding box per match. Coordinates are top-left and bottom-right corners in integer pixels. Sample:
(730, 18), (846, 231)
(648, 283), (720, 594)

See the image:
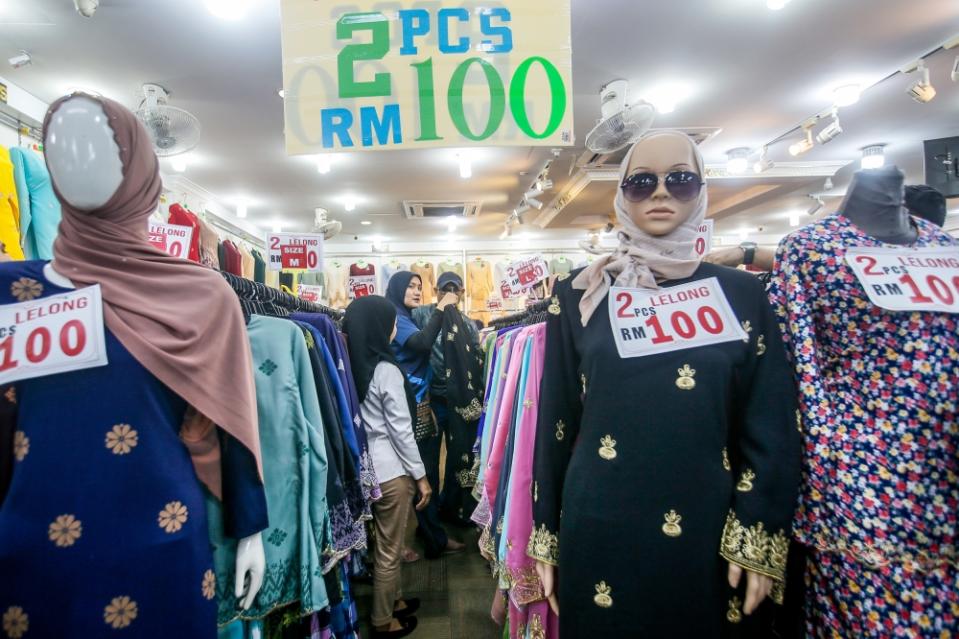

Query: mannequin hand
(437, 293), (459, 311)
(235, 532), (266, 610)
(727, 563), (773, 615)
(535, 561), (560, 616)
(414, 476), (432, 511)
(704, 247), (746, 267)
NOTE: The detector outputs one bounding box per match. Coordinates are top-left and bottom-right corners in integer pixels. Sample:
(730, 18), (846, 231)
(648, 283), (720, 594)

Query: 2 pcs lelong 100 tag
(845, 246), (959, 314)
(609, 277), (747, 359)
(0, 285), (108, 384)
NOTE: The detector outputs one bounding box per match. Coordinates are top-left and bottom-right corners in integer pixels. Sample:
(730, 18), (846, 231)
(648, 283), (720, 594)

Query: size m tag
(845, 246), (959, 314)
(0, 285), (108, 384)
(609, 277), (747, 358)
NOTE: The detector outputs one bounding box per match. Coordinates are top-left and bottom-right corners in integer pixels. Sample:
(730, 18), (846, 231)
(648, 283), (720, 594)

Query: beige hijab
(572, 131), (708, 325)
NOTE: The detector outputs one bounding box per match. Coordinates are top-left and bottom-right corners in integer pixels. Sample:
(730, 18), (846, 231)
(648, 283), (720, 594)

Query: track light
(907, 60), (936, 103)
(726, 147), (751, 175)
(524, 187), (543, 200)
(951, 56), (959, 83)
(816, 110), (842, 145)
(807, 196), (825, 216)
(861, 145), (886, 170)
(536, 179), (554, 191)
(789, 126), (815, 157)
(526, 197), (544, 210)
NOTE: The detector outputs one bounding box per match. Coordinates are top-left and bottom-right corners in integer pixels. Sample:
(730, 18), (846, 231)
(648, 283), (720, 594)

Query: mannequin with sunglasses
(529, 131), (800, 638)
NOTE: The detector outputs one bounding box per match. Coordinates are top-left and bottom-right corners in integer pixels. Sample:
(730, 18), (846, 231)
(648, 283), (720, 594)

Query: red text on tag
(148, 222), (194, 259)
(268, 233), (324, 272)
(845, 247), (959, 314)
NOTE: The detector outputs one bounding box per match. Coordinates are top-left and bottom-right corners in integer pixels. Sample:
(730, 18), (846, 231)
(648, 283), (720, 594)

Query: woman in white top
(344, 295), (432, 639)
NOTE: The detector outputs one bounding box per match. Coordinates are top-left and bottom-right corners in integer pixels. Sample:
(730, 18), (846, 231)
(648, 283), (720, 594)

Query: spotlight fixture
(536, 179), (554, 191)
(524, 187), (543, 200)
(526, 197), (544, 210)
(807, 195), (825, 216)
(906, 60), (936, 103)
(754, 147), (774, 174)
(767, 0), (790, 9)
(952, 56), (959, 83)
(789, 126), (815, 157)
(74, 0), (99, 18)
(832, 84), (861, 108)
(823, 178), (834, 191)
(726, 147), (751, 175)
(499, 224), (512, 240)
(278, 89), (285, 98)
(816, 110), (842, 145)
(316, 155), (331, 174)
(8, 51), (31, 69)
(458, 154), (472, 179)
(860, 145), (886, 170)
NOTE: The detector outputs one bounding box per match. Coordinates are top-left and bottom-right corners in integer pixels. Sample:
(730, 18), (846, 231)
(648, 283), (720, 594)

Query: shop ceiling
(0, 0), (957, 245)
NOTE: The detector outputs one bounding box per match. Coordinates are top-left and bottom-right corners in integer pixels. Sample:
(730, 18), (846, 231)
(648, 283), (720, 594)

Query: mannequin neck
(44, 262), (76, 289)
(841, 167), (917, 245)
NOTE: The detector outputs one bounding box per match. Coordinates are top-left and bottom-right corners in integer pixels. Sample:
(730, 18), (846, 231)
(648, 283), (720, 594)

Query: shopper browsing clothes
(529, 131), (802, 637)
(384, 271), (464, 560)
(345, 295), (432, 639)
(413, 272), (482, 530)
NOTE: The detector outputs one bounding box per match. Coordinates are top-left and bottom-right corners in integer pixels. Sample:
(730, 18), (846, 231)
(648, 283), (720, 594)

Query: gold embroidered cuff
(454, 397), (483, 421)
(527, 523), (560, 566)
(719, 510), (789, 587)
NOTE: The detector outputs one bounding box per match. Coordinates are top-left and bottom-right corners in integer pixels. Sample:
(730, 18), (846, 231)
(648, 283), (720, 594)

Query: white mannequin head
(44, 94), (124, 211)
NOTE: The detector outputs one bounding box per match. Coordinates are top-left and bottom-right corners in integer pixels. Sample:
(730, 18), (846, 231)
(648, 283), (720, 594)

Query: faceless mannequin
(840, 166), (917, 245)
(42, 94), (265, 610)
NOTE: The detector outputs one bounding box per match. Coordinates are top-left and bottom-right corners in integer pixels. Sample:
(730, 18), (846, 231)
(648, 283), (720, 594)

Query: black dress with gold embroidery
(529, 263), (800, 638)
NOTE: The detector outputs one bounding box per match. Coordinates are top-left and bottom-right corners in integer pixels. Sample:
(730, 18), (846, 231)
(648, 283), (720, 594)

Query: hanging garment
(550, 257), (572, 276)
(326, 262), (349, 308)
(0, 148), (23, 260)
(251, 250), (266, 284)
(238, 244), (255, 280)
(438, 260), (464, 279)
(468, 259), (494, 307)
(300, 271), (326, 299)
(9, 147), (61, 260)
(382, 262), (407, 286)
(167, 203), (202, 263)
(531, 264), (800, 638)
(348, 261), (376, 298)
(222, 240), (244, 277)
(411, 261), (436, 304)
(197, 216), (221, 269)
(767, 214), (959, 638)
(207, 315), (330, 625)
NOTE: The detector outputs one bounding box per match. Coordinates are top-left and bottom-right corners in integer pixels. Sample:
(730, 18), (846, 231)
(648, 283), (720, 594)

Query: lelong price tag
(694, 220), (714, 258)
(0, 286), (108, 384)
(299, 284), (323, 303)
(267, 233), (324, 272)
(609, 278), (747, 358)
(349, 275), (376, 299)
(845, 247), (959, 313)
(148, 222), (194, 259)
(500, 256), (549, 297)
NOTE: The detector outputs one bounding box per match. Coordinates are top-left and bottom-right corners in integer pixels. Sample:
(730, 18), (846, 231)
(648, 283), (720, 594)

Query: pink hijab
(45, 93), (263, 492)
(572, 131), (708, 325)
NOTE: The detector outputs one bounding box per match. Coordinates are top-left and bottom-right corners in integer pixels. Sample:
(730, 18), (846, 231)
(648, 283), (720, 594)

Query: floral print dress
(767, 214), (959, 638)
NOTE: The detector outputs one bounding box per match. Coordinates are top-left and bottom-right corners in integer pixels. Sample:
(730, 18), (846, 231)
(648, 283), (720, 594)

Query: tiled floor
(354, 527), (502, 639)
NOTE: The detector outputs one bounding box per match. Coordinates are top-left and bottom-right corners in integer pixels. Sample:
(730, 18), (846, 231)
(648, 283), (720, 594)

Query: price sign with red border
(349, 275), (376, 299)
(0, 285), (108, 384)
(845, 246), (959, 314)
(609, 277), (746, 358)
(694, 220), (714, 258)
(148, 222), (194, 259)
(299, 284), (323, 303)
(500, 256), (549, 297)
(267, 233), (324, 272)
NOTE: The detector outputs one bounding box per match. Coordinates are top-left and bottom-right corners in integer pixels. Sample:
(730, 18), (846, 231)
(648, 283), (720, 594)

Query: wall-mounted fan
(585, 80), (656, 154)
(135, 84), (201, 157)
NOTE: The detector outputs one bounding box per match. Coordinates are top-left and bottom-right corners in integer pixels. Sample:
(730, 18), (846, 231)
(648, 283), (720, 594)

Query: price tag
(148, 222), (194, 259)
(499, 256), (549, 297)
(486, 298), (503, 311)
(349, 275), (376, 299)
(609, 277), (747, 358)
(267, 233), (324, 272)
(299, 284), (323, 303)
(0, 286), (108, 384)
(694, 220), (714, 258)
(845, 246), (959, 313)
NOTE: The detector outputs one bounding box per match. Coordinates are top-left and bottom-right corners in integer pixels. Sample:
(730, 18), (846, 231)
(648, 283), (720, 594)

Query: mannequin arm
(235, 532), (265, 610)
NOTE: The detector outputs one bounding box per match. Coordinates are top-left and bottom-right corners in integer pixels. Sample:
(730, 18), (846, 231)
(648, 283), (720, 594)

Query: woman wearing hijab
(528, 131), (801, 638)
(384, 271), (461, 560)
(345, 295), (431, 639)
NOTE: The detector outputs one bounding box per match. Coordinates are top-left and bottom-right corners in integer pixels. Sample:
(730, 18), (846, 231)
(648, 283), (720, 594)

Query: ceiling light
(767, 0), (790, 9)
(499, 225), (511, 240)
(371, 236), (385, 251)
(278, 89), (285, 98)
(789, 211), (801, 227)
(170, 156), (188, 173)
(458, 154), (472, 179)
(832, 84), (861, 107)
(951, 56), (959, 83)
(807, 196), (825, 216)
(446, 217), (461, 233)
(907, 60), (936, 103)
(816, 110), (842, 145)
(789, 126), (815, 157)
(861, 144), (886, 170)
(823, 178), (834, 191)
(205, 0), (252, 20)
(343, 198), (356, 212)
(316, 155), (331, 174)
(361, 220), (371, 226)
(526, 197), (544, 210)
(236, 201), (248, 218)
(726, 147), (751, 175)
(754, 148), (774, 173)
(536, 179), (554, 191)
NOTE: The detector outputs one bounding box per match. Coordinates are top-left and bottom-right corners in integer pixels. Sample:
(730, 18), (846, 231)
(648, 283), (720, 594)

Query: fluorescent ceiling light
(278, 89), (285, 98)
(206, 0), (252, 20)
(458, 155), (472, 179)
(342, 197), (357, 212)
(524, 187), (543, 200)
(361, 220), (371, 226)
(861, 145), (886, 170)
(832, 84), (861, 107)
(726, 147), (751, 175)
(316, 155), (332, 174)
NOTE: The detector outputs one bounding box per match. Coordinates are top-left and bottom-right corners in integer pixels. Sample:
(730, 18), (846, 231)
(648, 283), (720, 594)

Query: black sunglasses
(620, 171), (704, 203)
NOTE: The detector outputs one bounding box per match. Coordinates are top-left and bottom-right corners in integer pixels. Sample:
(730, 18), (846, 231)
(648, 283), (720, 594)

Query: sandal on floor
(371, 616), (418, 639)
(393, 598), (421, 618)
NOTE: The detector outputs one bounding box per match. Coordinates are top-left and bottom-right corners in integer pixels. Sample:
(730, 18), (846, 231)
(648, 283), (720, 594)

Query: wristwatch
(739, 242), (758, 266)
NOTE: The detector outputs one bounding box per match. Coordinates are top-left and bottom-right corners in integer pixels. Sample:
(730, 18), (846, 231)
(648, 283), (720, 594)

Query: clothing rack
(488, 298), (552, 329)
(220, 271), (344, 323)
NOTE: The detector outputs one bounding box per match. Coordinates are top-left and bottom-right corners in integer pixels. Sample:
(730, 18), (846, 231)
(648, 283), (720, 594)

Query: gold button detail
(736, 469), (756, 493)
(598, 435), (617, 460)
(662, 510), (683, 537)
(757, 334), (767, 356)
(548, 297), (561, 315)
(555, 420), (566, 442)
(593, 581), (613, 608)
(727, 597), (743, 624)
(722, 448), (731, 471)
(675, 365), (696, 390)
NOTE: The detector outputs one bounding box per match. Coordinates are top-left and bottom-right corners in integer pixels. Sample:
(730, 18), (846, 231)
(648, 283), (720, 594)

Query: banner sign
(148, 222), (195, 259)
(299, 284), (324, 303)
(845, 247), (959, 314)
(694, 220), (714, 258)
(499, 255), (549, 298)
(0, 286), (108, 384)
(267, 233), (324, 272)
(279, 0), (574, 154)
(608, 278), (747, 359)
(349, 275), (376, 299)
